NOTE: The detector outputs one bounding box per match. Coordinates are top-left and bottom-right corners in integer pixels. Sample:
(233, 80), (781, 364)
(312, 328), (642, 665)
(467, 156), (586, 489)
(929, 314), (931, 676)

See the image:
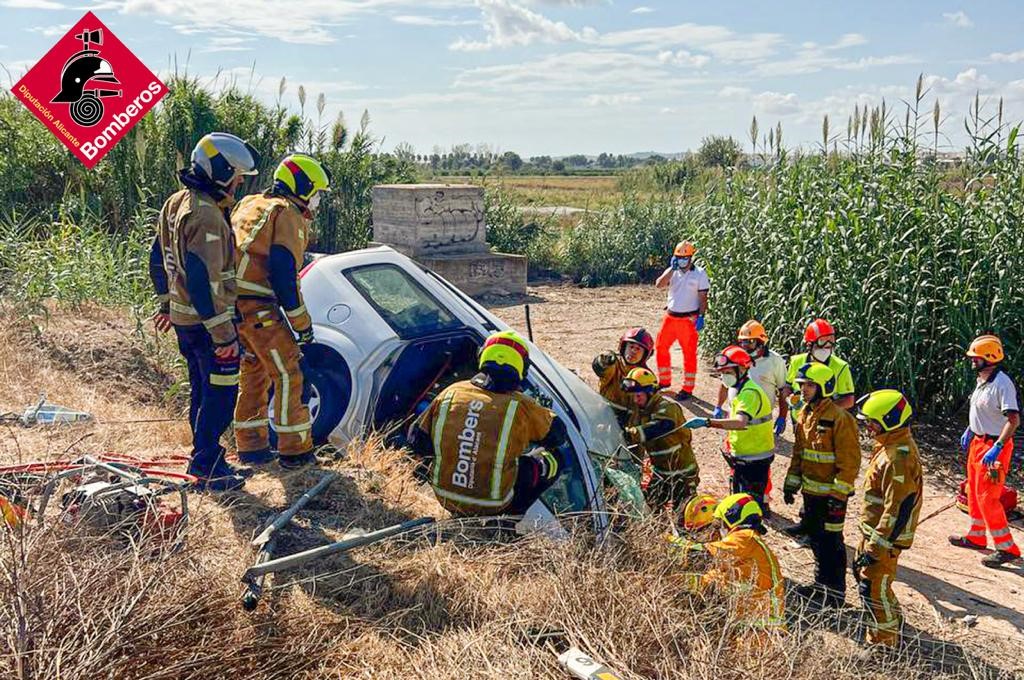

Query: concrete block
(418, 251), (527, 298)
(372, 184), (487, 256)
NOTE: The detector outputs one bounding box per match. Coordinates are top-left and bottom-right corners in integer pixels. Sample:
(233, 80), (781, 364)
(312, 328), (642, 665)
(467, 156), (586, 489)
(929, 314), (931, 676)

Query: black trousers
(508, 449), (566, 514)
(174, 324), (239, 470)
(802, 492), (847, 597)
(729, 455), (774, 513)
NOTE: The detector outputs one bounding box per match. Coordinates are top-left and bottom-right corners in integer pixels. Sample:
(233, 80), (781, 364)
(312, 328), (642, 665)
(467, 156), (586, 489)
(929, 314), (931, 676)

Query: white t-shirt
(969, 369), (1020, 437)
(727, 350), (787, 411)
(665, 266), (710, 314)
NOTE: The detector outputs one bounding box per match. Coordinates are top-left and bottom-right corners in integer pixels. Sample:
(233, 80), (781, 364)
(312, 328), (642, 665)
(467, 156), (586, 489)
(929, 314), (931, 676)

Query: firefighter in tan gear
(592, 327), (655, 427)
(853, 390), (923, 648)
(784, 363), (861, 608)
(620, 367), (699, 512)
(408, 331), (570, 516)
(231, 154), (331, 469)
(149, 132), (260, 491)
(667, 494), (785, 634)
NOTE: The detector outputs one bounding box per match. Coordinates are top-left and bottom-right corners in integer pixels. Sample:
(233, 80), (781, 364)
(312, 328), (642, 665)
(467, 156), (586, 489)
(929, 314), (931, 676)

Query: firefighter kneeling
(854, 390), (923, 648)
(667, 493), (786, 634)
(620, 367), (699, 513)
(409, 331), (569, 516)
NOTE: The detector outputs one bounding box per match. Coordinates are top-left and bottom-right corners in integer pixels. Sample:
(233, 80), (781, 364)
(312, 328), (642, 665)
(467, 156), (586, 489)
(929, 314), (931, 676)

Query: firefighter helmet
(682, 494), (718, 532)
(713, 345), (753, 371)
(621, 367), (659, 393)
(190, 133), (261, 189)
(856, 389), (913, 432)
(673, 241), (697, 257)
(273, 153), (332, 201)
(619, 327), (654, 364)
(714, 493), (763, 531)
(966, 334), (1004, 364)
(479, 331), (530, 381)
(794, 362), (836, 398)
(738, 320), (769, 344)
(803, 318), (835, 344)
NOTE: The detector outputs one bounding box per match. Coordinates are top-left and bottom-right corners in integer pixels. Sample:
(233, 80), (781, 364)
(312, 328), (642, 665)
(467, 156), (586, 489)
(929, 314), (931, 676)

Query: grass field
(436, 174), (624, 209)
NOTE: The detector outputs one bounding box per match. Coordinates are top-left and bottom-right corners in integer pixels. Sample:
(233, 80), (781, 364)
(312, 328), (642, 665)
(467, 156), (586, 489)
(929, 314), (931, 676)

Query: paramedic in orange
(408, 331), (570, 516)
(654, 241), (709, 400)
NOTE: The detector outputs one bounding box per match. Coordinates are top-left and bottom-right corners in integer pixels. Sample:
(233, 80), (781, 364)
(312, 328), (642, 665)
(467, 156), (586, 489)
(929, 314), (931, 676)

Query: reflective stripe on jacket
(860, 428), (923, 555)
(785, 398), (861, 498)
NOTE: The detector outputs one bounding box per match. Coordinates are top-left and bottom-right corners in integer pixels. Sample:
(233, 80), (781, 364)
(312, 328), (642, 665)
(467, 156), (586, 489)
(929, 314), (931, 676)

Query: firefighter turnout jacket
(231, 192), (313, 333)
(625, 392), (697, 479)
(415, 379), (556, 515)
(592, 351), (636, 422)
(785, 398), (861, 499)
(860, 428), (923, 557)
(151, 188), (238, 345)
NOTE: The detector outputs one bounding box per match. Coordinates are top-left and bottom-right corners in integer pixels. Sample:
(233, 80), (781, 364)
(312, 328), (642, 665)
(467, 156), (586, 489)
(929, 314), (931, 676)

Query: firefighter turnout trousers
(175, 324), (239, 468)
(964, 435), (1020, 556)
(803, 492), (848, 598)
(656, 313), (698, 394)
(856, 538), (902, 646)
(234, 303), (312, 458)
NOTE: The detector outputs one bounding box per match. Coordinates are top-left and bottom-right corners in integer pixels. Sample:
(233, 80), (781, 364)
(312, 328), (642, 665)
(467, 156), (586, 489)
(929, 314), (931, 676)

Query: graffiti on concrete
(416, 190), (485, 251)
(468, 259), (507, 280)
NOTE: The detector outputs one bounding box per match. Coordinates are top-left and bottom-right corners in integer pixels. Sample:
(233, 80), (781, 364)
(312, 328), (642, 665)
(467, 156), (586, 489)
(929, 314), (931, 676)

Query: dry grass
(0, 306), (1020, 680)
(444, 175), (623, 210)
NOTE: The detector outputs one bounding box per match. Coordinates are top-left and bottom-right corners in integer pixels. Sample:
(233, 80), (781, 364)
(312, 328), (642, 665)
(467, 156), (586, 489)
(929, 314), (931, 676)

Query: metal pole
(243, 516), (435, 579)
(524, 304), (534, 342)
(251, 472), (337, 547)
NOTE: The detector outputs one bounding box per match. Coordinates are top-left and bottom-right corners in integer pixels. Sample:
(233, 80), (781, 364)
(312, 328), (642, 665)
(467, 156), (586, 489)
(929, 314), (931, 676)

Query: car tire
(303, 358), (351, 446)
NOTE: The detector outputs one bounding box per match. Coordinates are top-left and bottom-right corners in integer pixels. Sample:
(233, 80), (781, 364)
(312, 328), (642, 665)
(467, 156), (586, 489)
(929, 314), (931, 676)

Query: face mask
(721, 373), (738, 388)
(811, 347), (832, 362)
(677, 257), (691, 270)
(307, 192), (322, 213)
(971, 358), (987, 373)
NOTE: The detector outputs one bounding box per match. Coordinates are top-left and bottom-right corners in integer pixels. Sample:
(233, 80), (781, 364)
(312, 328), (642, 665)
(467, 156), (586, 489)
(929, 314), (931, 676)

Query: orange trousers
(234, 304), (312, 458)
(656, 314), (698, 393)
(964, 435), (1019, 556)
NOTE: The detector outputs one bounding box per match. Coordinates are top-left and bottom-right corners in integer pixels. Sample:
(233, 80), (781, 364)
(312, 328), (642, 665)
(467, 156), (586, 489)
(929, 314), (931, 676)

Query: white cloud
(991, 50), (1024, 63)
(718, 86), (751, 99)
(828, 33), (867, 50)
(2, 0), (65, 8)
(201, 36), (256, 53)
(584, 93), (641, 106)
(393, 14), (477, 26)
(599, 23), (783, 62)
(450, 0), (590, 51)
(631, 6), (654, 13)
(753, 91), (800, 115)
(28, 23), (71, 37)
(942, 11), (973, 28)
(656, 49), (710, 68)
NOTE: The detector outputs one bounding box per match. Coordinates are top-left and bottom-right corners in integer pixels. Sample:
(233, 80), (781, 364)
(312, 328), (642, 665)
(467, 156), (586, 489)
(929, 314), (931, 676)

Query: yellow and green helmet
(479, 330), (531, 381)
(794, 362), (836, 398)
(273, 153), (331, 200)
(856, 389), (913, 431)
(714, 492), (763, 530)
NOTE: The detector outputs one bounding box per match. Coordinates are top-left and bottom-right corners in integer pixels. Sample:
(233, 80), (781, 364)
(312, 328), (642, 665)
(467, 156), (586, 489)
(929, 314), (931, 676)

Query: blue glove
(695, 315), (705, 332)
(982, 440), (1003, 467)
(684, 417), (709, 429)
(670, 256), (680, 271)
(774, 416), (786, 435)
(960, 427), (972, 451)
(711, 406), (725, 419)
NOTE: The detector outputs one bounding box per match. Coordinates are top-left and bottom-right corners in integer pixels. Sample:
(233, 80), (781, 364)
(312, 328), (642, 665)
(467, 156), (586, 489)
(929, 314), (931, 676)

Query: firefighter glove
(982, 440), (1003, 467)
(783, 489), (796, 505)
(296, 326), (315, 346)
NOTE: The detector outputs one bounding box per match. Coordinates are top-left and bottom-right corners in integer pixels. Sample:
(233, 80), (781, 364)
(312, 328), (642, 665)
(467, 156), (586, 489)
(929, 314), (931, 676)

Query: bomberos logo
(11, 11), (167, 169)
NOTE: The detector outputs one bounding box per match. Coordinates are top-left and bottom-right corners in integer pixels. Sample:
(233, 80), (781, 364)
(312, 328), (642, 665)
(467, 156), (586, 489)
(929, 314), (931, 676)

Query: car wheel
(302, 358), (351, 445)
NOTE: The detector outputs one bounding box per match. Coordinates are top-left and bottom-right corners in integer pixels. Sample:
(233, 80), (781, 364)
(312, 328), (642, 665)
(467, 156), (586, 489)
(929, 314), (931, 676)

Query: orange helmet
(966, 334), (1004, 364)
(682, 494), (718, 532)
(713, 345), (753, 371)
(803, 318), (835, 344)
(738, 320), (768, 343)
(673, 241), (697, 257)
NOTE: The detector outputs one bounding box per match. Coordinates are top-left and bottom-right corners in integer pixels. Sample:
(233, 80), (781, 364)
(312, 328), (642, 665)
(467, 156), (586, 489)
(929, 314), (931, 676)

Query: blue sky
(3, 1), (1023, 157)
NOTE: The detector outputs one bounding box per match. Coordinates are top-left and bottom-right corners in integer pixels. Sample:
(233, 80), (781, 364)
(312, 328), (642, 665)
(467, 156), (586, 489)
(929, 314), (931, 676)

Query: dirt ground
(493, 283), (1024, 644)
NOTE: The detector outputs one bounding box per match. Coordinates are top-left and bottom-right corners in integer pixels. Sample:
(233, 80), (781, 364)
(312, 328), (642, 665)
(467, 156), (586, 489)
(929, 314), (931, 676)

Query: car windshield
(345, 264), (463, 339)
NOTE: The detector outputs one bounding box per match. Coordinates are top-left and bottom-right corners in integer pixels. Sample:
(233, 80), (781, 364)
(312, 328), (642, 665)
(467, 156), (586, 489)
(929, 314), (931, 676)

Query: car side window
(345, 264), (462, 339)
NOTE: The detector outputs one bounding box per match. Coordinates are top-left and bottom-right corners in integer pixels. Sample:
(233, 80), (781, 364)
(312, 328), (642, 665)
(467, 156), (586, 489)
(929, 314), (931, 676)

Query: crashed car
(293, 245), (637, 535)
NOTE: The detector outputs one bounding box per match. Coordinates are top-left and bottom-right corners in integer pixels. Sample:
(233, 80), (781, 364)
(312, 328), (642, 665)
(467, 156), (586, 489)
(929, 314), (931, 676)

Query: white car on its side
(293, 246), (633, 535)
